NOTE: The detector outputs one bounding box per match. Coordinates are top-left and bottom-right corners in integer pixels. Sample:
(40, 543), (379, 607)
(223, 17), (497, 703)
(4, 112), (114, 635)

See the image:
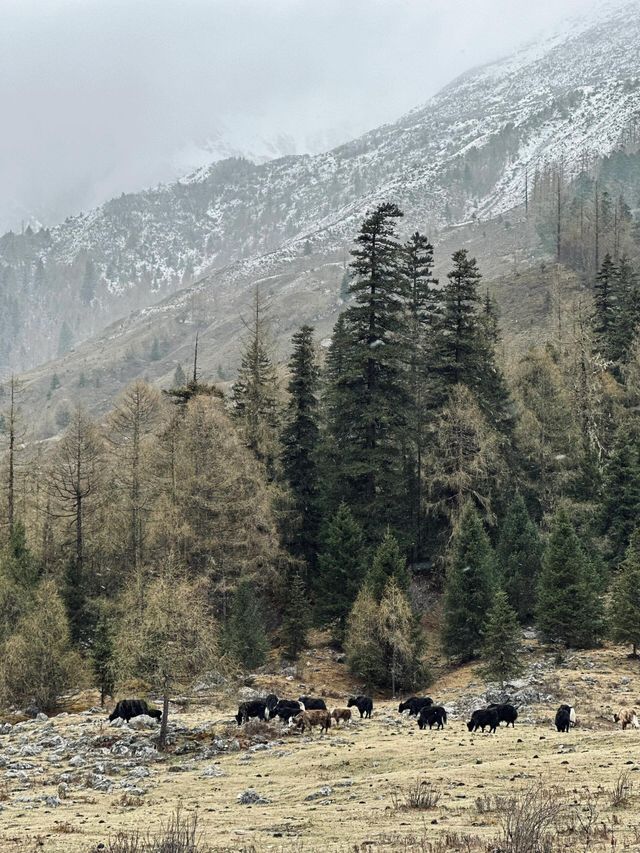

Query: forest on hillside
(2, 199), (640, 734)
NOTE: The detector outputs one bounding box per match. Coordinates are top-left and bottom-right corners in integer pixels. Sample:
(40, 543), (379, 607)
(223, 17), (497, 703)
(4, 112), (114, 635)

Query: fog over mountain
(1, 0), (604, 233)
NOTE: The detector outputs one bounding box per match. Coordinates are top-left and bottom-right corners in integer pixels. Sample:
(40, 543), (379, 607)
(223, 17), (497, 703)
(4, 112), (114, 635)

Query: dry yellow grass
(2, 642), (640, 852)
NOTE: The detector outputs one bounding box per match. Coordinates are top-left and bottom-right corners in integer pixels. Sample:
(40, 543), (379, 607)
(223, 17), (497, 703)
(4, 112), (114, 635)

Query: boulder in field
(127, 714), (158, 730)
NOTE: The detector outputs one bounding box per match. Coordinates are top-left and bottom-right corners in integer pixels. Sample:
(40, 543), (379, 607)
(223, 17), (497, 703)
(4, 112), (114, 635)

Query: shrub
(108, 808), (208, 853)
(495, 786), (564, 853)
(392, 779), (441, 811)
(0, 579), (85, 710)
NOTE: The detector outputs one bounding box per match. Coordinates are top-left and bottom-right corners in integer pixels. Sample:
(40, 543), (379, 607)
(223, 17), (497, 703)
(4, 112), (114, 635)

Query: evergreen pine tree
(479, 290), (500, 347)
(442, 503), (496, 661)
(615, 256), (640, 363)
(433, 250), (513, 431)
(281, 326), (320, 571)
(480, 589), (523, 688)
(91, 604), (115, 706)
(173, 364), (187, 387)
(231, 287), (280, 473)
(325, 314), (351, 389)
(3, 522), (39, 589)
(400, 231), (437, 558)
(536, 507), (604, 648)
(496, 495), (543, 623)
(315, 503), (366, 641)
(320, 314), (354, 512)
(593, 253), (619, 362)
(324, 203), (410, 539)
(225, 579), (269, 670)
(367, 529), (410, 602)
(435, 249), (483, 387)
(600, 423), (640, 566)
(64, 557), (85, 644)
(609, 528), (640, 657)
(281, 573), (309, 660)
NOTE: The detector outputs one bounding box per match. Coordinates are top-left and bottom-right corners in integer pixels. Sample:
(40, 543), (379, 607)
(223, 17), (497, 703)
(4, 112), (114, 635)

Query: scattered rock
(238, 788), (270, 805)
(86, 773), (114, 792)
(305, 786), (333, 801)
(128, 766), (150, 778)
(201, 765), (225, 778)
(238, 687), (261, 701)
(128, 715), (159, 731)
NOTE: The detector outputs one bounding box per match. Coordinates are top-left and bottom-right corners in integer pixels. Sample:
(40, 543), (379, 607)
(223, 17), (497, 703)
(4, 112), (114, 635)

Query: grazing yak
(235, 699), (269, 725)
(347, 695), (373, 718)
(488, 702), (518, 727)
(294, 709), (332, 734)
(398, 697), (433, 716)
(265, 694), (280, 714)
(417, 705), (447, 730)
(555, 705), (574, 733)
(298, 696), (327, 711)
(109, 699), (161, 723)
(272, 700), (303, 722)
(613, 709), (640, 730)
(467, 708), (499, 733)
(556, 703), (576, 729)
(331, 708), (352, 726)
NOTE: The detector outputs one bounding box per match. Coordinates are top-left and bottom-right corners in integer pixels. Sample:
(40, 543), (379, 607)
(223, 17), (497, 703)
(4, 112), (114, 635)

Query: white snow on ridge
(3, 0), (640, 370)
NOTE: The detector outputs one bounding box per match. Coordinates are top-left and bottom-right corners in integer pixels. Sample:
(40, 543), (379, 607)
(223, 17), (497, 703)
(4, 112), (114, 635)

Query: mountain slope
(1, 0), (639, 377)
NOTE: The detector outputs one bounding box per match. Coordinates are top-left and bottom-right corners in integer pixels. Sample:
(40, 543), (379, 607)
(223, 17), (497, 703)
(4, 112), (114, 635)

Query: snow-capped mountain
(1, 0), (639, 375)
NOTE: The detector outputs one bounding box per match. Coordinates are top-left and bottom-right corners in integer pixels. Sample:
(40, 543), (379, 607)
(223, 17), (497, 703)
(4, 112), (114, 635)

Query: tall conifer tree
(325, 203), (410, 539)
(615, 256), (640, 363)
(609, 528), (640, 657)
(433, 250), (513, 432)
(400, 231), (437, 557)
(367, 529), (410, 602)
(496, 495), (543, 623)
(442, 503), (496, 660)
(481, 589), (523, 688)
(281, 326), (320, 570)
(225, 580), (269, 670)
(592, 253), (619, 362)
(536, 507), (603, 648)
(435, 250), (482, 386)
(315, 503), (366, 641)
(281, 573), (309, 660)
(232, 287), (279, 473)
(600, 423), (640, 567)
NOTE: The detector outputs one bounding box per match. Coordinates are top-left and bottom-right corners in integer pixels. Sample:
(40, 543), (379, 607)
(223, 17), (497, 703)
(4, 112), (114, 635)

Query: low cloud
(0, 0), (605, 231)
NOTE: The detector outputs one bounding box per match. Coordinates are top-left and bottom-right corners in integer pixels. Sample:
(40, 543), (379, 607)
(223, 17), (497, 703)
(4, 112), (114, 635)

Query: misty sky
(1, 0), (607, 233)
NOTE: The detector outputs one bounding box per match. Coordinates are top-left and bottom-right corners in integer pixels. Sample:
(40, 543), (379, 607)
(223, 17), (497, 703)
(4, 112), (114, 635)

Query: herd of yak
(107, 694), (640, 735)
